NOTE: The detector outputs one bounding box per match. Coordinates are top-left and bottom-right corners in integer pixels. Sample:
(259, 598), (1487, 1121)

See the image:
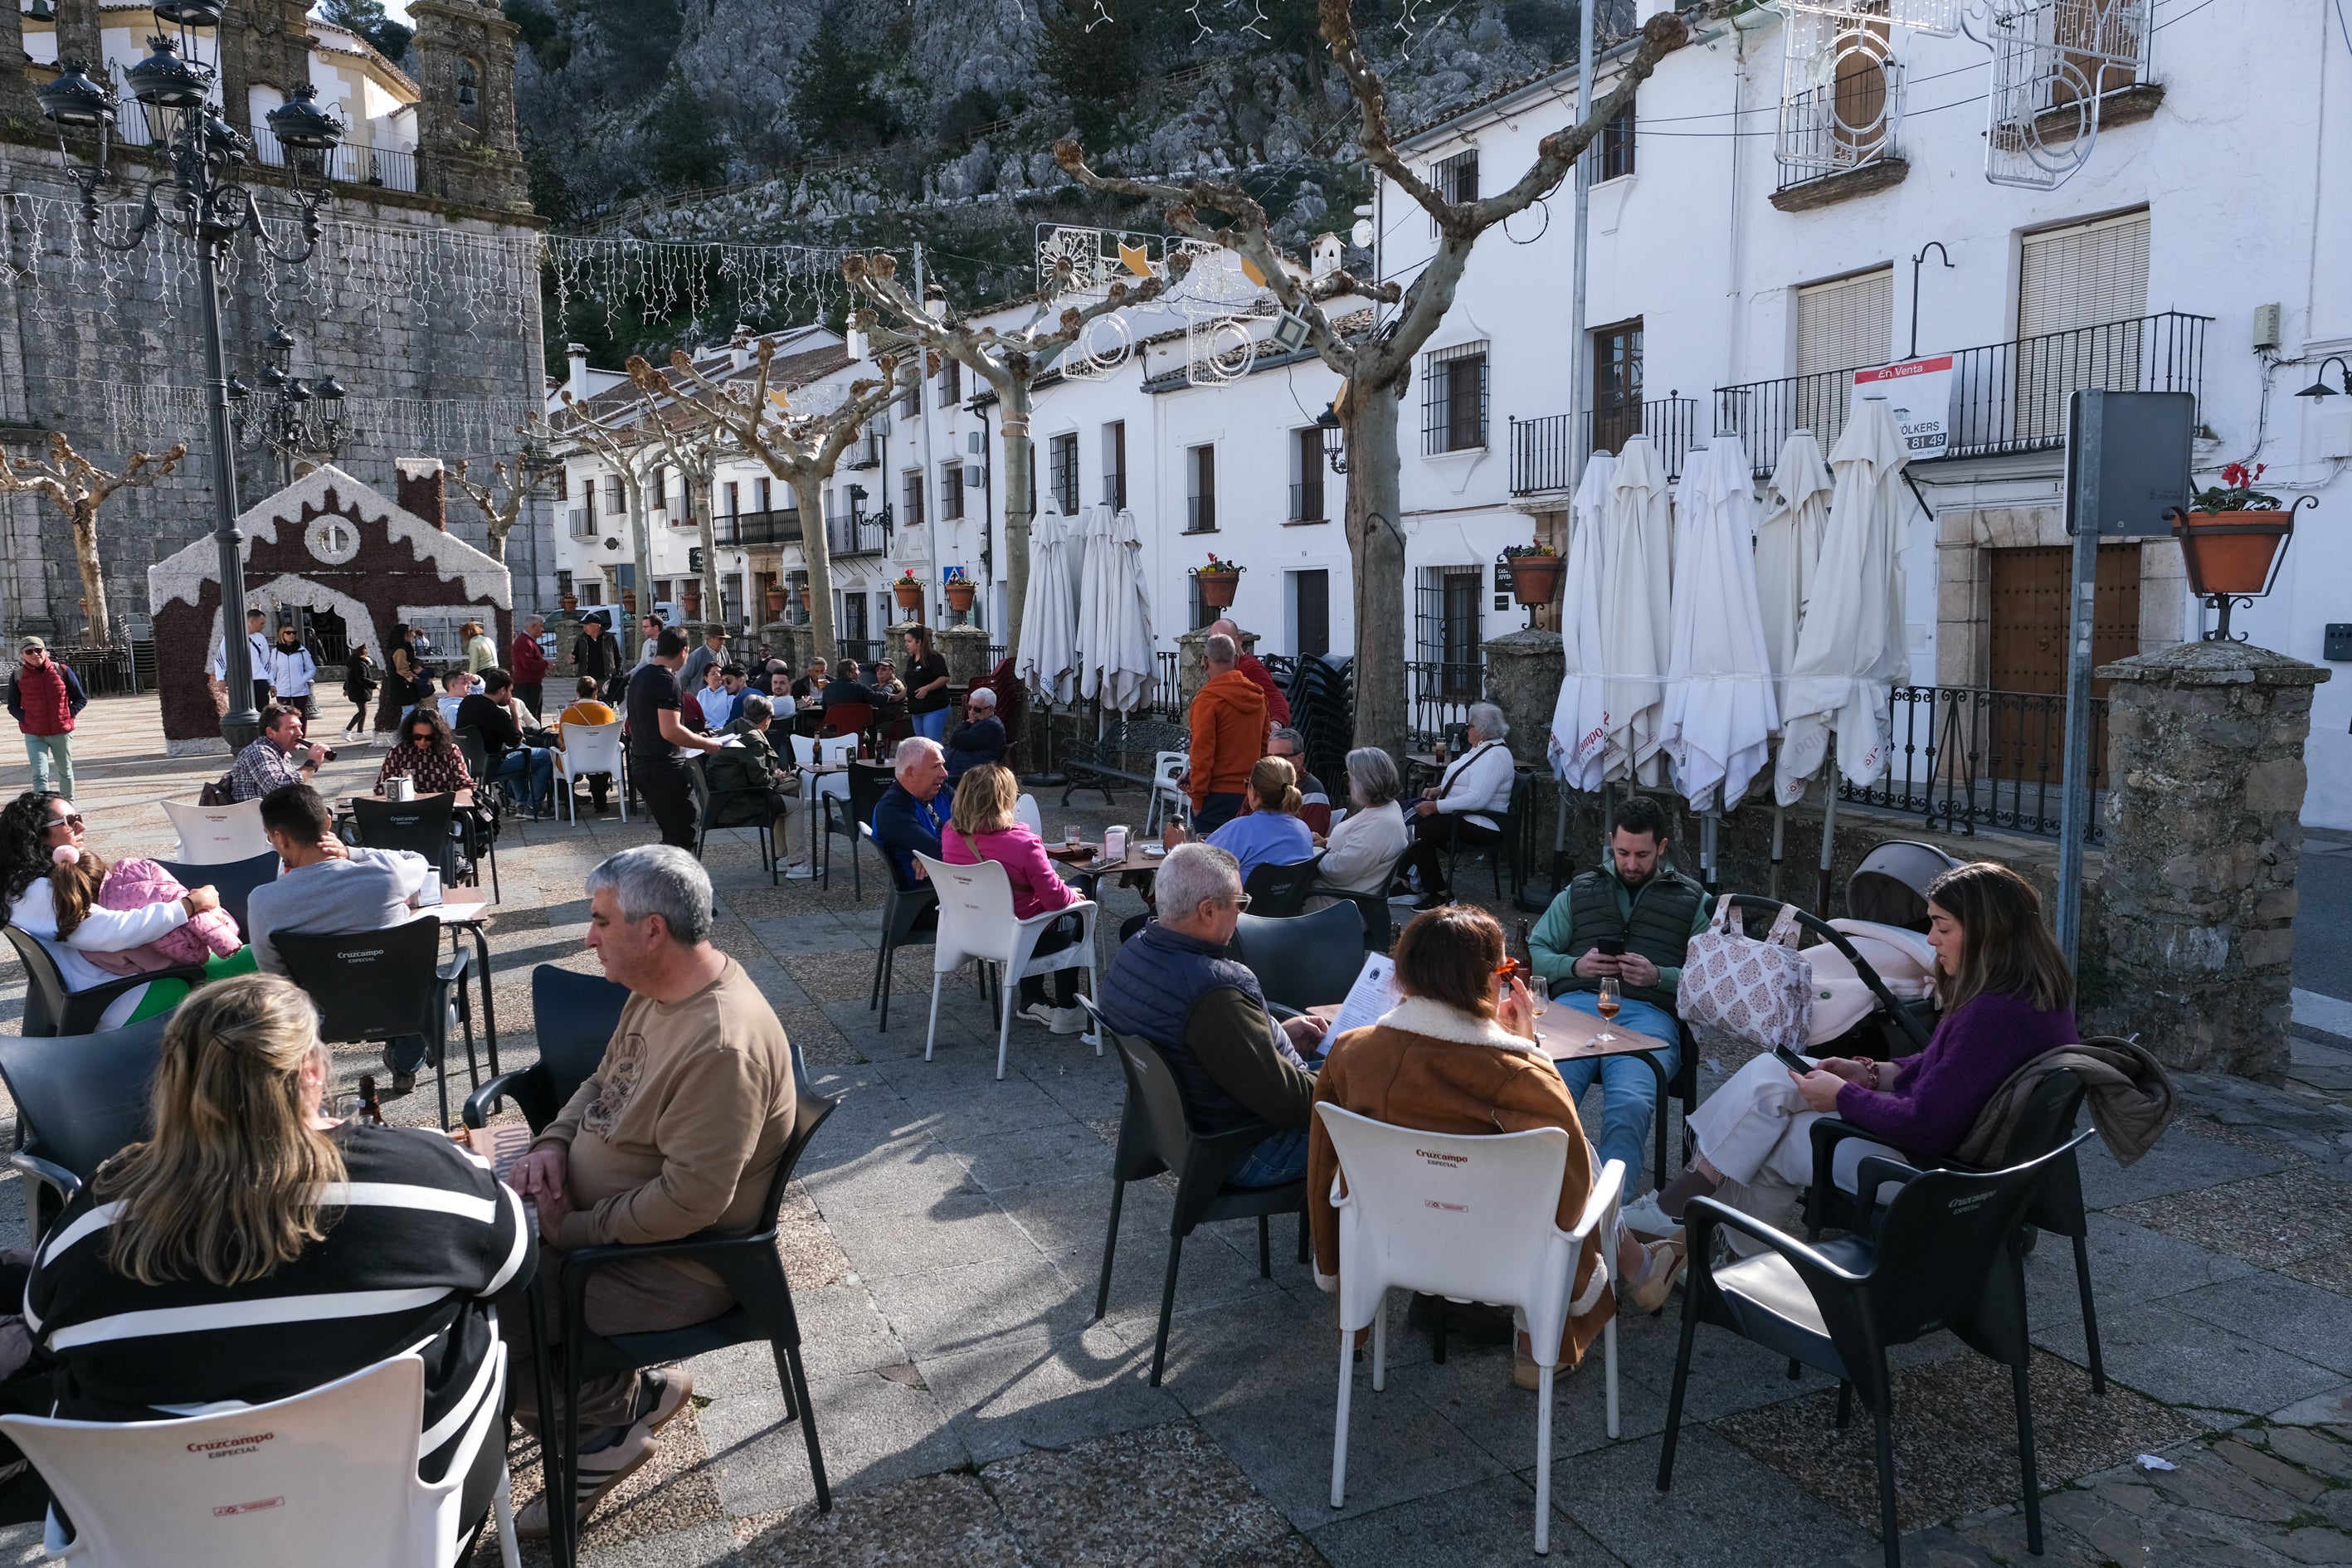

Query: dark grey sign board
(2064, 390), (2195, 538)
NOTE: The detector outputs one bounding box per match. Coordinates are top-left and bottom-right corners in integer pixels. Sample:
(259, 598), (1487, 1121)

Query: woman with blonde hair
(1308, 904), (1685, 1389)
(462, 619), (498, 676)
(1658, 860), (2082, 1227)
(943, 762), (1088, 1033)
(26, 974), (527, 1514)
(1206, 755), (1315, 882)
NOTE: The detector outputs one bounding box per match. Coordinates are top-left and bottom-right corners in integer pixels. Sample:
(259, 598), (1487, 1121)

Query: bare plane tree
(650, 343), (908, 665)
(0, 432), (188, 647)
(841, 251), (1186, 663)
(1058, 3), (1689, 753)
(550, 396), (663, 659)
(447, 442), (556, 566)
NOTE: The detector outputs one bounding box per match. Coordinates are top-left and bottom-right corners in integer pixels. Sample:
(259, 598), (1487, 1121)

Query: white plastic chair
(915, 851), (1099, 1080)
(160, 798), (271, 864)
(0, 1345), (521, 1568)
(1015, 792), (1044, 839)
(1317, 1103), (1624, 1555)
(1143, 752), (1187, 835)
(558, 719), (626, 824)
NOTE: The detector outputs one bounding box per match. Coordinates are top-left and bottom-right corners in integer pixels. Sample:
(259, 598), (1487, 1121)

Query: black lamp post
(228, 327), (350, 489)
(39, 14), (343, 750)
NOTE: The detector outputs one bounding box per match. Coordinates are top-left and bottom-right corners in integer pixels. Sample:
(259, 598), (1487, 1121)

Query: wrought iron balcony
(714, 508), (802, 547)
(826, 512), (890, 557)
(1714, 310), (2210, 477)
(1507, 397), (1699, 496)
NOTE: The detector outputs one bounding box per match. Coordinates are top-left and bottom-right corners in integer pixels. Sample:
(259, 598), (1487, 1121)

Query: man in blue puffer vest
(1099, 843), (1323, 1187)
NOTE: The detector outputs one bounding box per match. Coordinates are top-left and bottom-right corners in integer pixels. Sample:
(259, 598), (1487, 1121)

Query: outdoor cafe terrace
(0, 695), (2347, 1568)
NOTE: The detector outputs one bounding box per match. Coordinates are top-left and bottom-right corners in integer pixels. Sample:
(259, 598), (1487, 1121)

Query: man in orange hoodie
(1186, 634), (1267, 835)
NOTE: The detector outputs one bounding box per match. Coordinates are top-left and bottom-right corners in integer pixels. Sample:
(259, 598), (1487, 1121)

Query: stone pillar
(1176, 626), (1259, 708)
(1483, 627), (1564, 768)
(2097, 642), (2330, 1080)
(548, 611), (581, 679)
(940, 624), (991, 687)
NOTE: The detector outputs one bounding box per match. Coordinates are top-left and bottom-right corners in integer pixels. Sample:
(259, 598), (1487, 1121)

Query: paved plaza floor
(1, 697), (2350, 1566)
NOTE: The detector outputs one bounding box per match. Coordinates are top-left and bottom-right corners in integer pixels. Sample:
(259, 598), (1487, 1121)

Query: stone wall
(0, 131), (549, 645)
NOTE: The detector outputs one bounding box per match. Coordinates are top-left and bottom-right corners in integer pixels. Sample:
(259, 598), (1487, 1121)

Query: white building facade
(1378, 0), (2352, 827)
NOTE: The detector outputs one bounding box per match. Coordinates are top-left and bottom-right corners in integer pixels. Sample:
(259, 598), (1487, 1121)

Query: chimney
(397, 458), (446, 530)
(1312, 231), (1342, 281)
(567, 343), (592, 402)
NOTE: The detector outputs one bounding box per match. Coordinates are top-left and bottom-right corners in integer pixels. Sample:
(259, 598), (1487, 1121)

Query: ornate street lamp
(228, 328), (351, 488)
(40, 6), (343, 749)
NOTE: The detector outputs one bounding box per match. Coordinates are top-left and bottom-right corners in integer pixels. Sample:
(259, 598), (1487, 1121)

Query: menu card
(1323, 953), (1400, 1043)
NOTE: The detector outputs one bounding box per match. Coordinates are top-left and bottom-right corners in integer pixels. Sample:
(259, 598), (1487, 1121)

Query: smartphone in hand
(1772, 1044), (1813, 1077)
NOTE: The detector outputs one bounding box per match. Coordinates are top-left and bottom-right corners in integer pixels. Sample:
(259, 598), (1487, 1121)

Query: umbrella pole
(1815, 780), (1838, 917)
(1768, 803), (1785, 901)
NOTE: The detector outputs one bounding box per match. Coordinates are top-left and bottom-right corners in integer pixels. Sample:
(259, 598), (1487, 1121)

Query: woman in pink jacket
(942, 762), (1087, 1034)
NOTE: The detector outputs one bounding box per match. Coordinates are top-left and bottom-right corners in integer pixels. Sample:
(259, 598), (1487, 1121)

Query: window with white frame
(940, 460), (965, 521)
(1429, 148), (1478, 236)
(1101, 421), (1127, 510)
(1186, 444), (1216, 532)
(1049, 431), (1079, 515)
(1422, 340), (1490, 455)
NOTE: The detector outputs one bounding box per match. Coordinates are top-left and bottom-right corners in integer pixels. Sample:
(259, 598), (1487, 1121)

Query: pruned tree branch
(448, 436), (555, 566)
(0, 431), (187, 645)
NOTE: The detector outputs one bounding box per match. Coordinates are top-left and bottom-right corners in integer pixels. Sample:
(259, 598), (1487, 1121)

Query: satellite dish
(1351, 218), (1373, 249)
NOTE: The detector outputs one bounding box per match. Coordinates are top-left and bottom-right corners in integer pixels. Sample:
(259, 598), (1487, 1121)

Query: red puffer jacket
(10, 661), (75, 736)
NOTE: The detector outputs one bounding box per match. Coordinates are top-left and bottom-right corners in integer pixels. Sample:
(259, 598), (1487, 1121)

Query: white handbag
(1677, 894), (1814, 1049)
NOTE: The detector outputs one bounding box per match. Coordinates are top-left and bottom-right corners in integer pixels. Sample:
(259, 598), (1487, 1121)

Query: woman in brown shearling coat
(1307, 905), (1687, 1384)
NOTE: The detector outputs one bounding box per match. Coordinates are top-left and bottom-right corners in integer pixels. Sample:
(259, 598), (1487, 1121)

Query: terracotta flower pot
(1194, 569), (1240, 608)
(894, 582), (923, 610)
(944, 581), (976, 612)
(559, 592), (577, 613)
(621, 589), (638, 615)
(1508, 557), (1565, 606)
(765, 587), (787, 614)
(2174, 509), (2291, 596)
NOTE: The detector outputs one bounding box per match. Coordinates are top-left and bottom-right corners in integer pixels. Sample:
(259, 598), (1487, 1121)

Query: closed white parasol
(1015, 509), (1083, 704)
(1600, 434), (1669, 786)
(1079, 506), (1156, 713)
(1755, 430), (1833, 707)
(1548, 450), (1616, 790)
(1661, 436), (1780, 811)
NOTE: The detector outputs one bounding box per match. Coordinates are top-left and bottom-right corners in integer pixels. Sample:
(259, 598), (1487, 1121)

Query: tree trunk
(693, 460), (724, 632)
(791, 470), (840, 663)
(483, 511), (509, 564)
(1000, 384), (1034, 666)
(69, 499), (110, 646)
(625, 474), (655, 662)
(1345, 380), (1409, 757)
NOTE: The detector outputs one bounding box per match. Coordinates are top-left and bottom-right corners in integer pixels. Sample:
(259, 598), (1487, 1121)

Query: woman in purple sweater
(1657, 861), (2078, 1225)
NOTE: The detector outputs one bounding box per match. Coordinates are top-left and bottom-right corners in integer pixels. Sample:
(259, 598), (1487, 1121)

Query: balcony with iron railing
(1507, 397), (1700, 495)
(826, 511), (891, 557)
(1714, 311), (2209, 477)
(567, 508), (596, 541)
(715, 509), (803, 547)
(1288, 480), (1327, 523)
(108, 95), (422, 192)
(1186, 494), (1216, 533)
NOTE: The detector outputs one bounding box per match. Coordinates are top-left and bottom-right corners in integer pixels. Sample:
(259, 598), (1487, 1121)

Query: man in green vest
(1527, 793), (1710, 1195)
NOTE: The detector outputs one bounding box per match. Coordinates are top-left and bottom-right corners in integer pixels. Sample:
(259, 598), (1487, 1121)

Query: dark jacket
(871, 778), (952, 887)
(455, 692), (523, 769)
(572, 631), (615, 683)
(343, 653), (380, 704)
(1100, 923), (1313, 1137)
(943, 714), (1007, 784)
(1529, 864), (1709, 1010)
(705, 720), (791, 826)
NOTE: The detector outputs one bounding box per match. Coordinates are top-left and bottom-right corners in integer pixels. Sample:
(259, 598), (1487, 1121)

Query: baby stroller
(1715, 839), (1964, 1059)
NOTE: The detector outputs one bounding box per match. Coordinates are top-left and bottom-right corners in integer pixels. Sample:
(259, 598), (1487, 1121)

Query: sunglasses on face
(49, 813), (83, 830)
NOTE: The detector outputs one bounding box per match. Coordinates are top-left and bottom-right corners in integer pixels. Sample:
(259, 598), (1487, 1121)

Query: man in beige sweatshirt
(507, 845), (796, 1537)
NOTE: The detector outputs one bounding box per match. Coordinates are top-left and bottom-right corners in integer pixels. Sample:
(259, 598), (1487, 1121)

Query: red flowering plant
(2189, 462), (2281, 514)
(1189, 553), (1243, 576)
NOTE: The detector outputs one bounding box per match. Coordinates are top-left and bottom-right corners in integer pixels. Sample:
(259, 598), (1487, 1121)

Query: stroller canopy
(1848, 840), (1965, 930)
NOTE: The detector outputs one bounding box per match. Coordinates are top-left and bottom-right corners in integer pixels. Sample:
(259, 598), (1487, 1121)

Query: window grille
(1049, 431), (1079, 515)
(1428, 149), (1478, 236)
(940, 461), (965, 521)
(1422, 340), (1490, 455)
(1186, 445), (1216, 533)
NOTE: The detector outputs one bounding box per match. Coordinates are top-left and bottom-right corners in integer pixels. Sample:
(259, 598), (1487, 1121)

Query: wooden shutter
(2018, 211), (2149, 338)
(1797, 268), (1893, 376)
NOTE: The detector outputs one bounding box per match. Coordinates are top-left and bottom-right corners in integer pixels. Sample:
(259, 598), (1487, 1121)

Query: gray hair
(585, 845), (713, 945)
(1204, 634), (1237, 668)
(1157, 841), (1241, 918)
(966, 685), (997, 711)
(1467, 701), (1509, 742)
(1345, 746), (1402, 807)
(1268, 724), (1306, 757)
(895, 735), (943, 777)
(742, 693), (773, 723)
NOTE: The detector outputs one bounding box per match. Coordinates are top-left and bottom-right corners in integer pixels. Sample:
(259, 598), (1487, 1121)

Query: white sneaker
(1016, 1001), (1059, 1030)
(1049, 1005), (1088, 1035)
(781, 859), (818, 880)
(1619, 1191), (1676, 1241)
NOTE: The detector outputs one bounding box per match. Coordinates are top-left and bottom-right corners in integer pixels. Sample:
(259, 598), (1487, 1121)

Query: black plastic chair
(864, 824), (937, 1034)
(349, 794), (463, 887)
(2, 926), (207, 1039)
(1240, 855), (1323, 920)
(154, 850), (280, 947)
(1808, 1067), (2106, 1395)
(822, 762), (894, 898)
(1444, 772), (1525, 899)
(275, 918), (470, 1128)
(1083, 999), (1308, 1386)
(1228, 904), (1366, 1020)
(687, 754), (778, 883)
(463, 965), (631, 1133)
(0, 1011), (172, 1239)
(550, 1070), (837, 1562)
(1658, 1137), (2090, 1568)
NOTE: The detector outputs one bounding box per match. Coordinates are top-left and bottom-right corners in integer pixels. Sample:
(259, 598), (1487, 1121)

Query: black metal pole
(198, 225), (259, 752)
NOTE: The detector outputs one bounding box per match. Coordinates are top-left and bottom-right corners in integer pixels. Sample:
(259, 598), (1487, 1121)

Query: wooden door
(1984, 543), (2140, 785)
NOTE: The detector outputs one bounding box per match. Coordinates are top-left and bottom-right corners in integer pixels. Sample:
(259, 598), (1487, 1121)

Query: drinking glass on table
(1594, 976), (1621, 1042)
(1064, 823), (1083, 850)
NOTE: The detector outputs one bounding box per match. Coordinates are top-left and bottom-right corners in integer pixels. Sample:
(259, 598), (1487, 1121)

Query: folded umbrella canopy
(1774, 396), (1911, 807)
(1755, 429), (1833, 708)
(1600, 435), (1669, 786)
(1079, 507), (1156, 713)
(1015, 509), (1083, 704)
(1661, 436), (1780, 811)
(1548, 450), (1616, 790)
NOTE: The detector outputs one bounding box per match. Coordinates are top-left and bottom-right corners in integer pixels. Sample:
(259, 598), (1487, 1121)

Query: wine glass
(1594, 976), (1621, 1042)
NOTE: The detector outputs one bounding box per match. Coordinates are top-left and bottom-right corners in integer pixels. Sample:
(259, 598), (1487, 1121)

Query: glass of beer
(1595, 976), (1621, 1042)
